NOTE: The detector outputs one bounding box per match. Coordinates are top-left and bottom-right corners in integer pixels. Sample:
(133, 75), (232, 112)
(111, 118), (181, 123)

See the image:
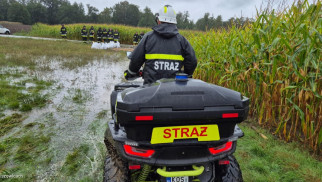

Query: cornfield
(190, 0), (321, 154)
(28, 23), (149, 44)
(26, 1), (321, 153)
(28, 23), (202, 44)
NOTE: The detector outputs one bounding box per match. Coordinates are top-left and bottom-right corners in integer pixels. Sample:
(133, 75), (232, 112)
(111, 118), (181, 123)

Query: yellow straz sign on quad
(150, 125), (220, 144)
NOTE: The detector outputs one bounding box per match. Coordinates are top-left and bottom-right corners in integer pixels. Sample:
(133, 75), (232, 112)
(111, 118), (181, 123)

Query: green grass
(0, 131), (51, 181)
(0, 77), (50, 112)
(96, 110), (107, 119)
(14, 133), (51, 162)
(236, 122), (322, 182)
(0, 37), (114, 68)
(72, 89), (87, 104)
(61, 144), (90, 175)
(0, 114), (23, 137)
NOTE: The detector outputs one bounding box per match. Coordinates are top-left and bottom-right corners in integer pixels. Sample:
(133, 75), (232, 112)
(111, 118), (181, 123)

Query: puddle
(1, 52), (141, 181)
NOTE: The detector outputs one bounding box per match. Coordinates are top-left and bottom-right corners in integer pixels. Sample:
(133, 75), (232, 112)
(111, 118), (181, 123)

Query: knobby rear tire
(103, 155), (129, 182)
(215, 155), (243, 182)
(103, 128), (129, 182)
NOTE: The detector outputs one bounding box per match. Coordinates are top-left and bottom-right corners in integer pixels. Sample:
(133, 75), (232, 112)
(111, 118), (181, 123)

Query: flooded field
(0, 37), (135, 181)
(1, 37), (321, 182)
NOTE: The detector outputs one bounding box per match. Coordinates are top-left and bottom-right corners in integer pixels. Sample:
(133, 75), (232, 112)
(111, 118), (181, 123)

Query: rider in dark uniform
(125, 5), (197, 84)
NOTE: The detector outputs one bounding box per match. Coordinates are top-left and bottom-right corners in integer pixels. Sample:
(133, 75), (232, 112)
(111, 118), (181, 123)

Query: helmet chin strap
(155, 13), (159, 25)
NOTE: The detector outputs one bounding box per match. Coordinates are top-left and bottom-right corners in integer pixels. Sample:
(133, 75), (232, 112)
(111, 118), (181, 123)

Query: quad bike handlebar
(124, 70), (143, 80)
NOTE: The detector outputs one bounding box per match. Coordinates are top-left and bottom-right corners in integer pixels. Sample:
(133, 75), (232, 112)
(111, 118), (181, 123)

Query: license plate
(150, 125), (220, 144)
(166, 176), (189, 182)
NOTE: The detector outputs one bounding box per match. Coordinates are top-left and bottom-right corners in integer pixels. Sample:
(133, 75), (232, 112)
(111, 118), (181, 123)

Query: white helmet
(156, 5), (177, 24)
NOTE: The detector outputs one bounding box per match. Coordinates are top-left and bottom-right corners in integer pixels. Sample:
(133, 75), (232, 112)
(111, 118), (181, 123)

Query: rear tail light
(218, 160), (230, 165)
(123, 145), (155, 158)
(208, 141), (233, 155)
(135, 116), (153, 121)
(222, 113), (239, 118)
(129, 164), (141, 170)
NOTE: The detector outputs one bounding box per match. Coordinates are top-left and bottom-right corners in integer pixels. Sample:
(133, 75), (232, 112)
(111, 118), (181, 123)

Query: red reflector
(209, 141), (233, 155)
(129, 165), (141, 170)
(135, 116), (153, 121)
(222, 113), (239, 118)
(123, 145), (155, 158)
(219, 160), (230, 165)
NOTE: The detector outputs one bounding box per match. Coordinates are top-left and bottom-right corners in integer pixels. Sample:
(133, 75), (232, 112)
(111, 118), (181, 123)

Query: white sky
(70, 0), (316, 22)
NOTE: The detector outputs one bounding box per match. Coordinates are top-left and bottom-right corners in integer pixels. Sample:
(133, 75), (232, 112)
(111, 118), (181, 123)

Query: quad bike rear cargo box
(115, 78), (249, 142)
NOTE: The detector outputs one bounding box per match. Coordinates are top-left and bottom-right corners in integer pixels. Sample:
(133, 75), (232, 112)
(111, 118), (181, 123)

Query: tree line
(0, 0), (253, 31)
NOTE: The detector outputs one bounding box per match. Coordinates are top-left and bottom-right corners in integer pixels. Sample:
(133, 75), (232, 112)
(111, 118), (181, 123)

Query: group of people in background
(60, 24), (120, 43)
(81, 25), (120, 43)
(133, 32), (145, 45)
(60, 24), (146, 45)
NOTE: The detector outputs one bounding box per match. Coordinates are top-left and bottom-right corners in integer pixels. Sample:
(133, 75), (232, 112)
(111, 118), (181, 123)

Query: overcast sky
(70, 0), (315, 22)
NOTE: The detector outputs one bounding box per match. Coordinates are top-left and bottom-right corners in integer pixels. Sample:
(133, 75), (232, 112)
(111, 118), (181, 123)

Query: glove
(124, 70), (137, 80)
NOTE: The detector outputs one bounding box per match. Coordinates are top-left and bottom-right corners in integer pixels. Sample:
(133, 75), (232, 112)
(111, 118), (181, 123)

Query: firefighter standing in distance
(107, 29), (114, 43)
(97, 27), (103, 42)
(133, 32), (139, 45)
(60, 24), (67, 39)
(81, 26), (88, 42)
(113, 29), (120, 43)
(125, 5), (197, 84)
(102, 28), (108, 42)
(138, 31), (145, 42)
(89, 26), (95, 41)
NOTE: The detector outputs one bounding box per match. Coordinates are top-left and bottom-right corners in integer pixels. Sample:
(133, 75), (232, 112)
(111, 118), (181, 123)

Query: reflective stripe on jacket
(61, 28), (67, 34)
(81, 29), (87, 37)
(129, 23), (197, 84)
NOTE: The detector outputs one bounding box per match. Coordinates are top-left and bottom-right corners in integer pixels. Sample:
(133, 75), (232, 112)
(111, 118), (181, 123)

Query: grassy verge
(236, 121), (321, 182)
(0, 37), (113, 66)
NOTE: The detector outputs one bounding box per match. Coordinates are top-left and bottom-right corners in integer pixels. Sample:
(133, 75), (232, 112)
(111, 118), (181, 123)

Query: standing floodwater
(0, 48), (131, 181)
(42, 56), (127, 181)
(38, 55), (130, 181)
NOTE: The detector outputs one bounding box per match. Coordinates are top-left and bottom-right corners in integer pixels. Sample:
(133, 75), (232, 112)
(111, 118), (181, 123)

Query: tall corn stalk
(28, 23), (202, 45)
(191, 0), (321, 154)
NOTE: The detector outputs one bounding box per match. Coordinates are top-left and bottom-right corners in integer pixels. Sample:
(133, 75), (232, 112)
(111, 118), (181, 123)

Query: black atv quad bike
(104, 74), (249, 182)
